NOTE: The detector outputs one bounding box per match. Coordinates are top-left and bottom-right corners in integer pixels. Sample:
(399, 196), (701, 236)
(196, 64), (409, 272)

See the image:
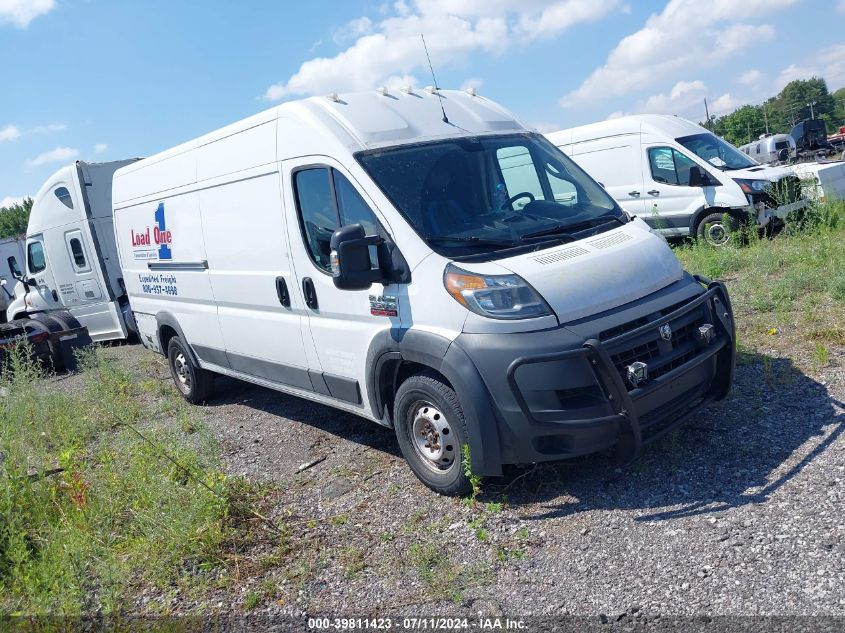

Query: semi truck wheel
(394, 371), (473, 496)
(167, 336), (214, 404)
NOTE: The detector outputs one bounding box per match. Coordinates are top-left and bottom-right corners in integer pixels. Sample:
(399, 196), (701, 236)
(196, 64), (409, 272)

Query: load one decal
(131, 203), (173, 260)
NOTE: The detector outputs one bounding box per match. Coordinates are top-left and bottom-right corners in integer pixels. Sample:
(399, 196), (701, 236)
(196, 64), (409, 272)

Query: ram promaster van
(113, 89), (736, 495)
(8, 160), (141, 340)
(546, 115), (806, 244)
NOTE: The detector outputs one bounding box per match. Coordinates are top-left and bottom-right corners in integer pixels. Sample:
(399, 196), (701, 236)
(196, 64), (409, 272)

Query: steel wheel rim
(705, 222), (728, 245)
(174, 352), (192, 393)
(409, 401), (456, 473)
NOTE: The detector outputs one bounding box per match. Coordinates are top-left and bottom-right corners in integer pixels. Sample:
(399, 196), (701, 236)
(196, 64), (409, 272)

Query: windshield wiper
(520, 213), (625, 241)
(424, 235), (518, 248)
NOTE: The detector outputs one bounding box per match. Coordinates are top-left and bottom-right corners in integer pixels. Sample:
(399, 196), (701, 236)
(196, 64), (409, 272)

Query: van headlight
(443, 264), (552, 320)
(734, 179), (768, 194)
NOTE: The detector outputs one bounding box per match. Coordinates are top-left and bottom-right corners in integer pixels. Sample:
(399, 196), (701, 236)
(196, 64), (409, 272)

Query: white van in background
(738, 134), (797, 165)
(0, 236), (25, 320)
(546, 115), (806, 244)
(113, 89), (735, 495)
(7, 159), (141, 340)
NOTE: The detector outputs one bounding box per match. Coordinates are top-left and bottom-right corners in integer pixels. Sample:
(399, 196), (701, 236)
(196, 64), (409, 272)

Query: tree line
(705, 78), (845, 147)
(0, 198), (32, 240)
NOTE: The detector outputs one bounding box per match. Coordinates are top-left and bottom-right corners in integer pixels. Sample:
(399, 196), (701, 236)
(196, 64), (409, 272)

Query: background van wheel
(394, 371), (473, 497)
(696, 212), (738, 246)
(167, 337), (214, 404)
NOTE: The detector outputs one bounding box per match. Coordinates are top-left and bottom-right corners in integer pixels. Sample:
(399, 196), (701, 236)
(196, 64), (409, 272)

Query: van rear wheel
(394, 371), (473, 496)
(167, 336), (214, 404)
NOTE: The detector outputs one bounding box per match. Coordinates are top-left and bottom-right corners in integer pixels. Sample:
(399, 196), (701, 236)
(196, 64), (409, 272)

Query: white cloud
(775, 44), (845, 91)
(31, 122), (66, 134)
(264, 0), (622, 100)
(333, 16), (373, 44)
(561, 0), (798, 108)
(0, 0), (56, 28)
(737, 69), (762, 86)
(632, 80), (737, 119)
(636, 79), (707, 114)
(94, 143), (108, 154)
(839, 0), (845, 13)
(0, 195), (28, 208)
(26, 146), (79, 167)
(0, 125), (21, 142)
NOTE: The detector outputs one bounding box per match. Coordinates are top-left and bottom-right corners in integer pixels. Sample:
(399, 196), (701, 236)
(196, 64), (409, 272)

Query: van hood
(727, 164), (794, 182)
(493, 219), (684, 324)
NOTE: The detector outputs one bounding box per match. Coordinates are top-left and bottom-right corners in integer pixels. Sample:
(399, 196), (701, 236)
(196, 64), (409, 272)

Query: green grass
(0, 345), (264, 615)
(674, 199), (845, 366)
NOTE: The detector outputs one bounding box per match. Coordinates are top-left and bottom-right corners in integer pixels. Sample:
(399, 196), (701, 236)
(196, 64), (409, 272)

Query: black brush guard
(506, 277), (735, 462)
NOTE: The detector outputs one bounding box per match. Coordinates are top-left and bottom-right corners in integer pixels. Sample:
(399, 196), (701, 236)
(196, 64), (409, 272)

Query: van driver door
(281, 156), (399, 416)
(24, 234), (62, 312)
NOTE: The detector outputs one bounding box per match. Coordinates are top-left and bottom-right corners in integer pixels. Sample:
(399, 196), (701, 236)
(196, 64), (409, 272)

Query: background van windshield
(357, 133), (621, 257)
(676, 133), (757, 171)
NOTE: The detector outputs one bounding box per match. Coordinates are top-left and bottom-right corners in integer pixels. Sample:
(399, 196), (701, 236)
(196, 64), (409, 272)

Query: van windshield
(356, 133), (623, 259)
(676, 133), (757, 171)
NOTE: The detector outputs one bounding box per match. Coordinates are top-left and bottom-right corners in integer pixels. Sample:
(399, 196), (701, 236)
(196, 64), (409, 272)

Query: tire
(393, 371), (473, 496)
(695, 211), (738, 246)
(167, 336), (214, 404)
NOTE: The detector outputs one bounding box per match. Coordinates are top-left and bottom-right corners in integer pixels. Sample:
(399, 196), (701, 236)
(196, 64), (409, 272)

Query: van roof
(546, 114), (711, 146)
(128, 88), (526, 169)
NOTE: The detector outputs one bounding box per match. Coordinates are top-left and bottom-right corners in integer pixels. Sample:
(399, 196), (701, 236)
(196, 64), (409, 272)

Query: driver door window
(294, 167), (382, 273)
(27, 241), (46, 275)
(648, 147), (698, 186)
(496, 146), (543, 209)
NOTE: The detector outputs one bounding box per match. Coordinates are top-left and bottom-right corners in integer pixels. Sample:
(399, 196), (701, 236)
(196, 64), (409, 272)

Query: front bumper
(452, 275), (735, 470)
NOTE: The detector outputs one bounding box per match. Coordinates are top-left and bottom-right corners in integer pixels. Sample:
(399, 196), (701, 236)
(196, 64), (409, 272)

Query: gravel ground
(87, 341), (844, 619)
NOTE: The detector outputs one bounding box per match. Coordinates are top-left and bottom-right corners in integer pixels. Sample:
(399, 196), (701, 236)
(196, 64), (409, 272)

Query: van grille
(599, 297), (710, 388)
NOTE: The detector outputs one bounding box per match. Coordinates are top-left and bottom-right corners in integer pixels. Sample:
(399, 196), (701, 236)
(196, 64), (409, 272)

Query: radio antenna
(421, 34), (449, 124)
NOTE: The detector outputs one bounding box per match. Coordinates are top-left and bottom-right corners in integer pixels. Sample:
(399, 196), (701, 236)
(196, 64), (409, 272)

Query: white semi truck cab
(8, 159), (140, 341)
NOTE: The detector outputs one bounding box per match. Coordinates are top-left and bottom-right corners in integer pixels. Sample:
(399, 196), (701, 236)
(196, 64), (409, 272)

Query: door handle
(628, 191), (640, 197)
(275, 276), (290, 308)
(647, 190), (660, 196)
(51, 289), (59, 302)
(302, 277), (318, 310)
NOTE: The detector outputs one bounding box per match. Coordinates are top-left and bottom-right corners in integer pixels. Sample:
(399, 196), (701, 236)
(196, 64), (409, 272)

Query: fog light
(626, 361), (648, 387)
(698, 323), (716, 345)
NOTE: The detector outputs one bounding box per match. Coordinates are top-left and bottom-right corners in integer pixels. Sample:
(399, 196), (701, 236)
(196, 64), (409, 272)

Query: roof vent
(465, 87), (477, 96)
(326, 92), (341, 102)
(377, 86), (389, 96)
(400, 85), (415, 94)
(424, 85), (437, 94)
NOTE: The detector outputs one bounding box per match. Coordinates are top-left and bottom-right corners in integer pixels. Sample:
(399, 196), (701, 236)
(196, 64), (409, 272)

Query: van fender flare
(154, 312), (197, 364)
(366, 328), (503, 477)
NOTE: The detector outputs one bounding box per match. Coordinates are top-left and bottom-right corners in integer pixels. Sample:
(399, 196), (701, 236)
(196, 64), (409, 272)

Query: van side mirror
(688, 165), (712, 187)
(330, 224), (385, 291)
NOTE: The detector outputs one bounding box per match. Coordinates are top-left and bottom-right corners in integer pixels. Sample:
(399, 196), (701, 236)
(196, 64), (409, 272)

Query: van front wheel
(167, 337), (214, 404)
(696, 212), (738, 246)
(394, 372), (473, 496)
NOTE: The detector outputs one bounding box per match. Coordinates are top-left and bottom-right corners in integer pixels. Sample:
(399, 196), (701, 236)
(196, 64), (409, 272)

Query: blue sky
(1, 0), (844, 204)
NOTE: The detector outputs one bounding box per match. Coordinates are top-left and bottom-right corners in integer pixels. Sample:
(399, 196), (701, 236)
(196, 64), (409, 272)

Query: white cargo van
(546, 115), (806, 244)
(7, 160), (141, 340)
(113, 89), (735, 495)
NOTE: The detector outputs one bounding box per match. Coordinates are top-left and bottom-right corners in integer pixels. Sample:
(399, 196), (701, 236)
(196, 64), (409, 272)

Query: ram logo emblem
(659, 323), (673, 342)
